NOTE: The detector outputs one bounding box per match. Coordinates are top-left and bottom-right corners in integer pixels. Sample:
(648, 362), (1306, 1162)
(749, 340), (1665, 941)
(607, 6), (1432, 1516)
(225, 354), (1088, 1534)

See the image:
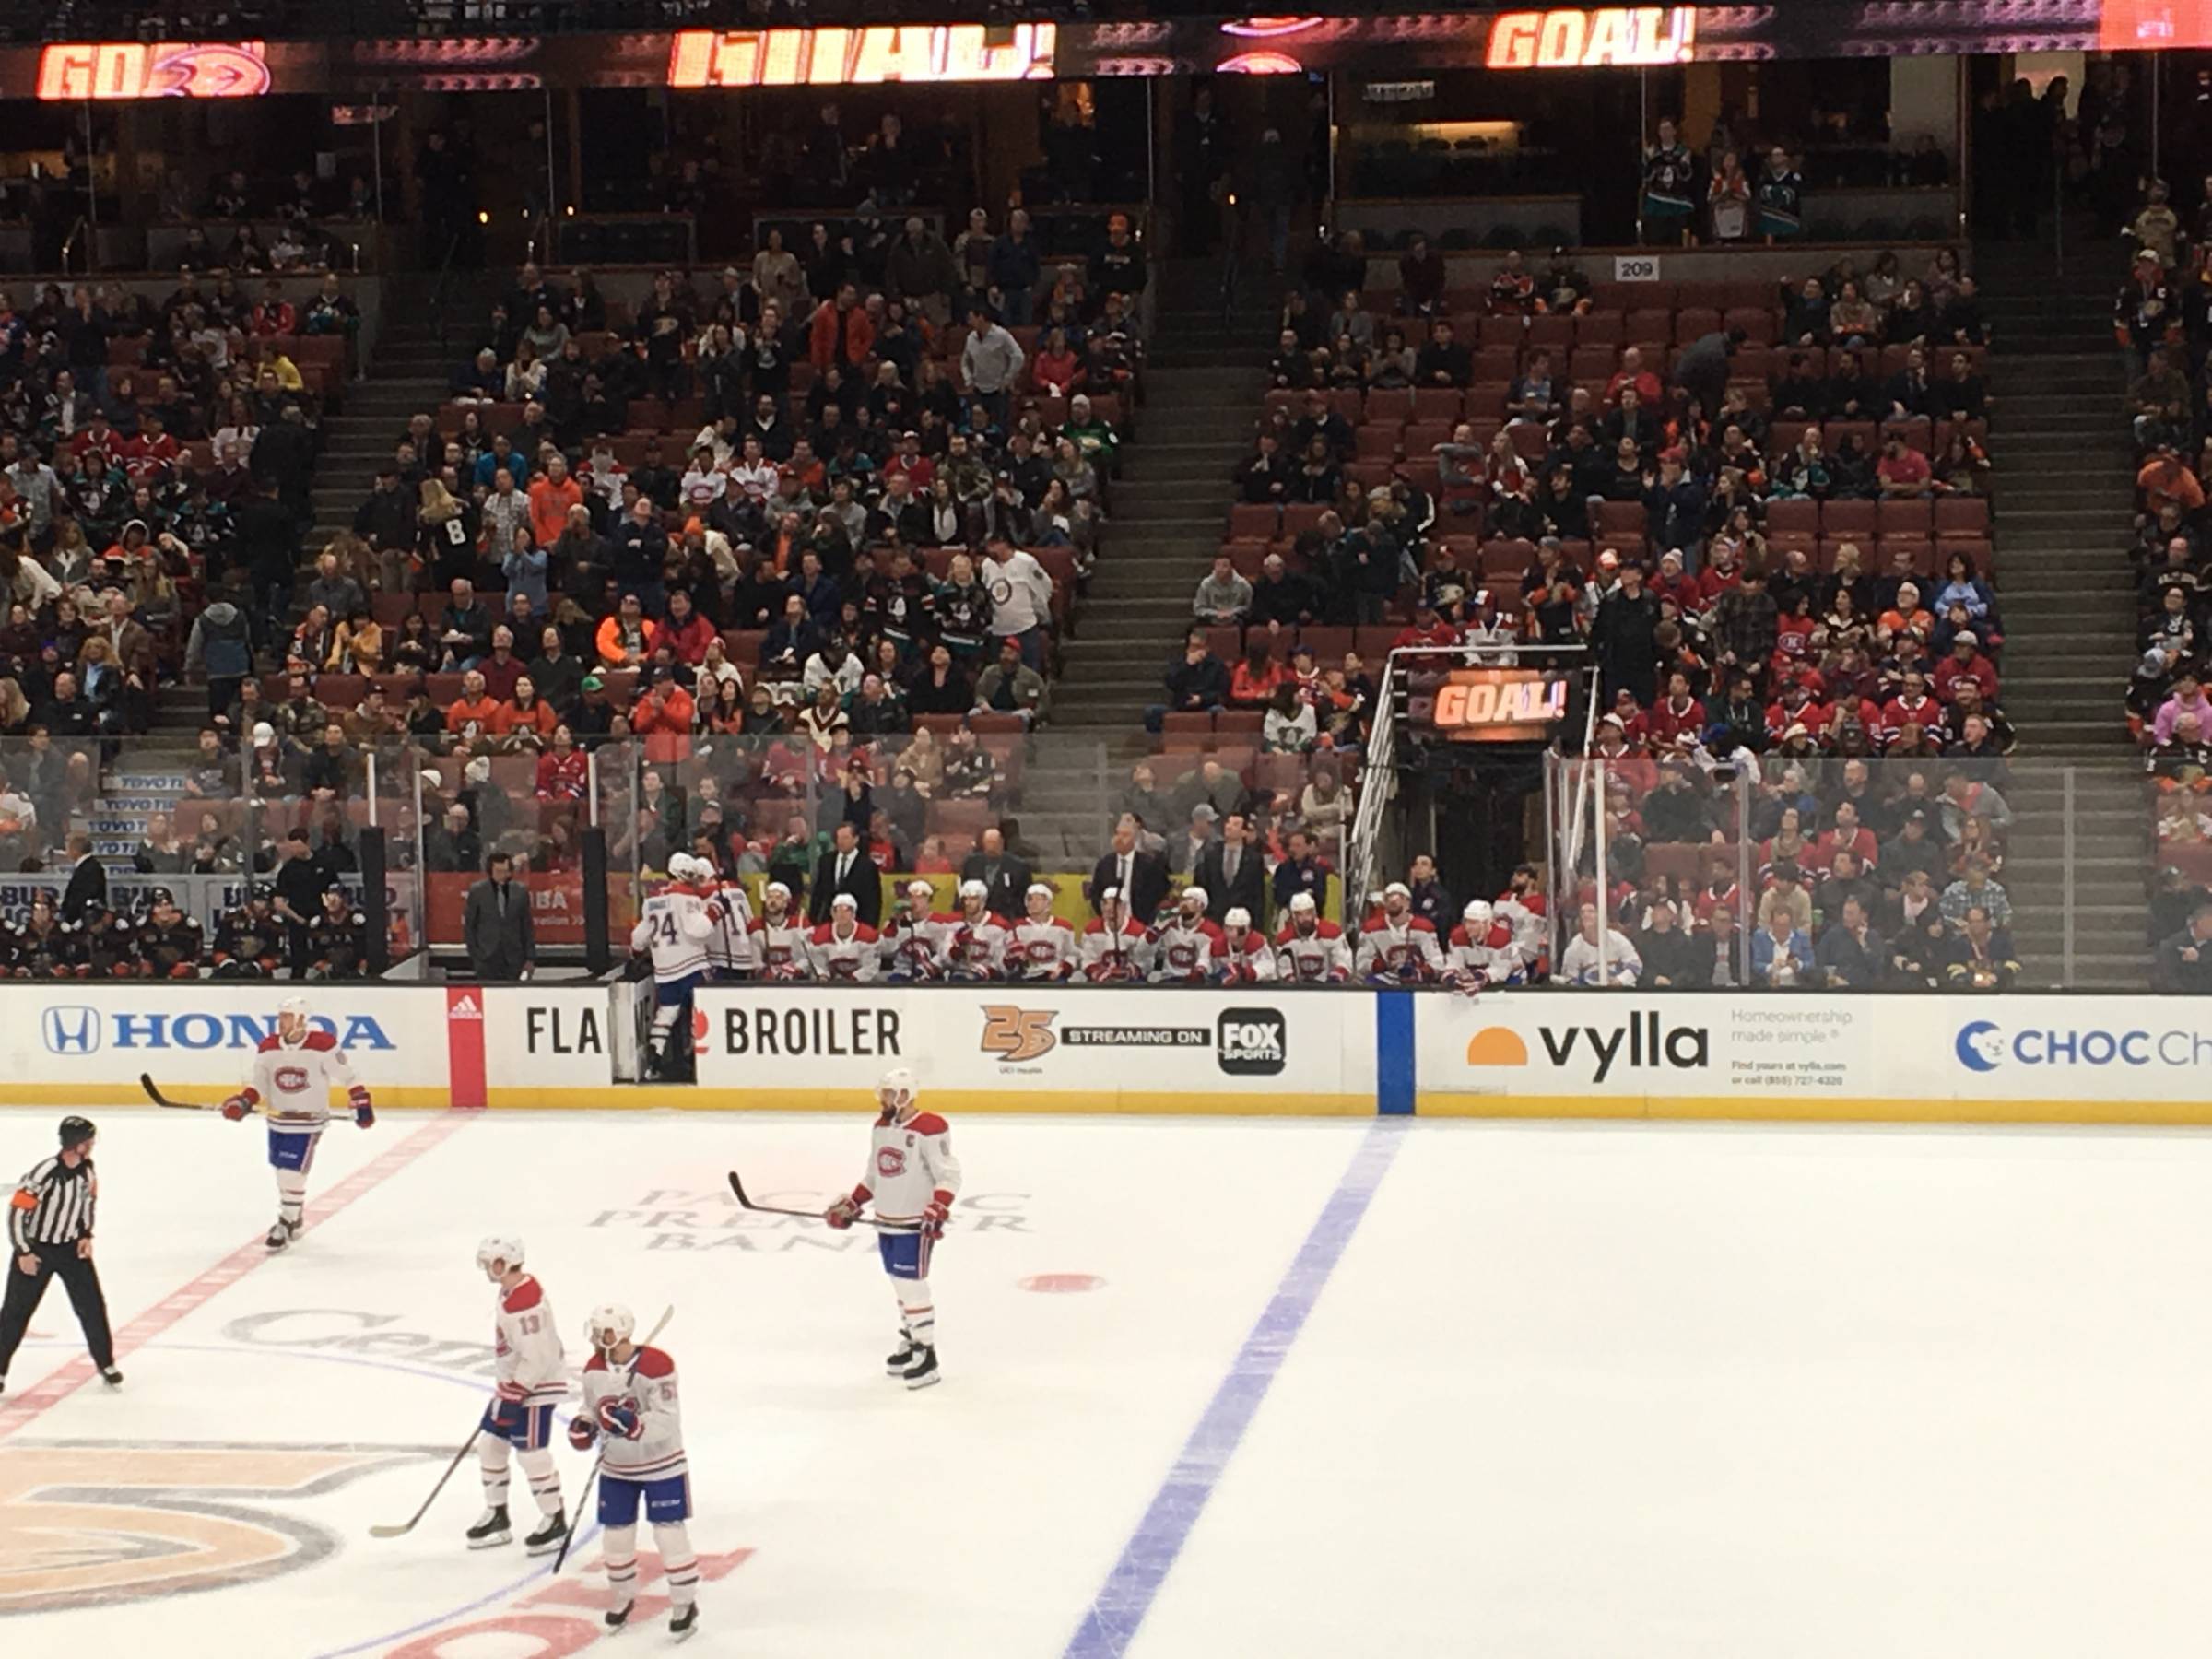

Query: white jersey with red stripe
(1445, 921), (1526, 988)
(1006, 915), (1079, 980)
(1080, 916), (1154, 981)
(629, 884), (715, 982)
(1493, 892), (1547, 972)
(704, 881), (757, 975)
(747, 912), (814, 979)
(582, 1345), (687, 1481)
(1356, 914), (1443, 981)
(850, 1110), (963, 1228)
(1150, 916), (1226, 982)
(1272, 920), (1352, 982)
(944, 911), (1011, 979)
(808, 920), (881, 981)
(1216, 929), (1277, 982)
(241, 1029), (369, 1131)
(880, 909), (959, 978)
(492, 1274), (567, 1407)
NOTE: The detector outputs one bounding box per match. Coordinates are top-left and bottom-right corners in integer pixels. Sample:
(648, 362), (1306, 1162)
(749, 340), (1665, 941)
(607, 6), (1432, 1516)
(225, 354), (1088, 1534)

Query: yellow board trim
(1415, 1092), (2212, 1126)
(0, 1085), (463, 1110)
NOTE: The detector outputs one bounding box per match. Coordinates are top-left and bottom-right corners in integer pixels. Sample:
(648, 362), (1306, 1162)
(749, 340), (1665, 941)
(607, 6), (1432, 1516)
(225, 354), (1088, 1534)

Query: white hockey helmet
(1464, 900), (1494, 928)
(959, 878), (988, 900)
(831, 892), (858, 912)
(1289, 891), (1317, 912)
(906, 878), (934, 900)
(877, 1067), (918, 1113)
(1180, 885), (1207, 911)
(277, 994), (311, 1021)
(476, 1235), (524, 1274)
(763, 880), (791, 900)
(1223, 906), (1252, 930)
(586, 1303), (636, 1353)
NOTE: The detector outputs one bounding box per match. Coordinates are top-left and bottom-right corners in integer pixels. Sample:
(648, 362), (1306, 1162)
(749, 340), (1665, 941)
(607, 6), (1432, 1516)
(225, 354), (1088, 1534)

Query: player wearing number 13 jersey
(824, 1068), (962, 1390)
(467, 1237), (568, 1556)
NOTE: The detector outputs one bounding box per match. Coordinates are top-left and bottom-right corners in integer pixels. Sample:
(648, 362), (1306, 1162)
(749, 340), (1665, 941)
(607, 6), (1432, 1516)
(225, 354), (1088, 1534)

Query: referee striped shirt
(8, 1156), (96, 1250)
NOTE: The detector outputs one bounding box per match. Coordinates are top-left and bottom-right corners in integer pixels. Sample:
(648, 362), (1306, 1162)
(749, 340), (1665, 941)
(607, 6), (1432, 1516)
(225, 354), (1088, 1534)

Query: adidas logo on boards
(1465, 1011), (1709, 1082)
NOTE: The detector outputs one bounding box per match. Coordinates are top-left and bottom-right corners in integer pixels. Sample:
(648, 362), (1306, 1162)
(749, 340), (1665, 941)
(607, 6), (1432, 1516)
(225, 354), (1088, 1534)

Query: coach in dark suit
(959, 825), (1032, 919)
(60, 834), (107, 924)
(463, 851), (535, 979)
(1088, 819), (1169, 923)
(809, 821), (882, 925)
(1194, 812), (1265, 924)
(2154, 904), (2212, 993)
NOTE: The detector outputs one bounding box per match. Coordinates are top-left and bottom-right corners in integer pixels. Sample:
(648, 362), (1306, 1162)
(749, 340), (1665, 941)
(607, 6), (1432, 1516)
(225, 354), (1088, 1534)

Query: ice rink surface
(6, 1105), (2212, 1658)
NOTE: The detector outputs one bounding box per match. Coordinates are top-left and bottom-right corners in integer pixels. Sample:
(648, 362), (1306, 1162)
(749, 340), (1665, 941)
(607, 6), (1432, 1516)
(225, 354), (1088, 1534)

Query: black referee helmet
(58, 1116), (96, 1149)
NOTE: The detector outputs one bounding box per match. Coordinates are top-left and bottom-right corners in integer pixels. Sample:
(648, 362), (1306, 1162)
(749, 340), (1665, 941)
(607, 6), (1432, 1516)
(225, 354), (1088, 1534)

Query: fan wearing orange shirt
(444, 669), (502, 737)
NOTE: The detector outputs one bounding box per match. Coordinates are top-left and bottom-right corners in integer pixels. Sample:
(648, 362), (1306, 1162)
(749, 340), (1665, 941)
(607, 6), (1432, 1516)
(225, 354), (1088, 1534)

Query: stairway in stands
(1974, 242), (2147, 986)
(1024, 260), (1274, 859)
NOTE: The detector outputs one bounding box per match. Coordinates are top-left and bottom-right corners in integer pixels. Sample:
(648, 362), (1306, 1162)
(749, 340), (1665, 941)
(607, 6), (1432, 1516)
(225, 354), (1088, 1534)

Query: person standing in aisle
(0, 1116), (121, 1396)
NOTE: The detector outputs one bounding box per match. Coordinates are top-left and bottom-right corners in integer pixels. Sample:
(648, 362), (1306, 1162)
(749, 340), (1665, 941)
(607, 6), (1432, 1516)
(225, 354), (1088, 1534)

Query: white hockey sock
(605, 1525), (638, 1603)
(275, 1169), (308, 1227)
(517, 1446), (562, 1516)
(478, 1436), (512, 1506)
(647, 1003), (681, 1060)
(896, 1278), (935, 1347)
(657, 1521), (698, 1609)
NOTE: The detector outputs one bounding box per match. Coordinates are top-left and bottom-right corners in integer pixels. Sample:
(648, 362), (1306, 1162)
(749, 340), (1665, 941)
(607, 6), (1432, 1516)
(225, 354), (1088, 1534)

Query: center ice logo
(0, 1442), (402, 1613)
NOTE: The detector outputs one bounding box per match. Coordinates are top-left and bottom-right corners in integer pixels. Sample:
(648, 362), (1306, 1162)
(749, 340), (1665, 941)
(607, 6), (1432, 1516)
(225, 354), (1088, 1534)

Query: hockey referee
(0, 1116), (122, 1396)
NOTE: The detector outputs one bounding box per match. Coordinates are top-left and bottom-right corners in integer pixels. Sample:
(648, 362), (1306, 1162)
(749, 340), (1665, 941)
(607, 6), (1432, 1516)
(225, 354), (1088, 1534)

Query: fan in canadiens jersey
(1080, 886), (1153, 982)
(823, 1068), (962, 1391)
(1006, 883), (1077, 981)
(1273, 891), (1352, 982)
(467, 1237), (569, 1557)
(220, 995), (374, 1251)
(571, 1303), (700, 1641)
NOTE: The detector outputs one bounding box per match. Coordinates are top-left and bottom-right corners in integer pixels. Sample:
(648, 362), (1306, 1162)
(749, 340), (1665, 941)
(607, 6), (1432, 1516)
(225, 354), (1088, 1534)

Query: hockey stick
(368, 1430), (486, 1538)
(552, 1303), (674, 1573)
(139, 1073), (259, 1115)
(726, 1170), (901, 1230)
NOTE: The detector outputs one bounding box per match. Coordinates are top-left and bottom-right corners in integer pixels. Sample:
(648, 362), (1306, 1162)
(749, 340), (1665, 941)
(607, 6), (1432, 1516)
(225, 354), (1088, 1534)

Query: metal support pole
(2153, 52), (2163, 188)
(1593, 758), (1610, 984)
(372, 93), (385, 226)
(82, 103), (98, 263)
(1636, 68), (1648, 245)
(2062, 766), (2077, 988)
(544, 86), (559, 225)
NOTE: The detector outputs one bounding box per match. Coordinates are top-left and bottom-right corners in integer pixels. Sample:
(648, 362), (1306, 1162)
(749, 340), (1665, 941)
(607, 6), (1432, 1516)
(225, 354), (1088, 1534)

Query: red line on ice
(0, 1111), (472, 1441)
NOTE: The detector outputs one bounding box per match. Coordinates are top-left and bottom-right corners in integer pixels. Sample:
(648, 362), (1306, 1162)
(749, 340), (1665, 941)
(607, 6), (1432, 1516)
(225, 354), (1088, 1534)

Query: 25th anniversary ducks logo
(0, 1441), (426, 1615)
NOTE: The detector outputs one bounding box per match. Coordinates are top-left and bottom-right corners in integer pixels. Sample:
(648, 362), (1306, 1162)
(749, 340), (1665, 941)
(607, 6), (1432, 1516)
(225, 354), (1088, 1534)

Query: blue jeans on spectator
(1001, 287), (1034, 327)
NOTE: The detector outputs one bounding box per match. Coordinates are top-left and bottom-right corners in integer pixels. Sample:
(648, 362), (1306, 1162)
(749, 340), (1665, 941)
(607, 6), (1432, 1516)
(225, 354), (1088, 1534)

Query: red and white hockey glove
(596, 1398), (642, 1440)
(221, 1095), (252, 1122)
(567, 1416), (598, 1452)
(921, 1194), (951, 1241)
(823, 1195), (862, 1230)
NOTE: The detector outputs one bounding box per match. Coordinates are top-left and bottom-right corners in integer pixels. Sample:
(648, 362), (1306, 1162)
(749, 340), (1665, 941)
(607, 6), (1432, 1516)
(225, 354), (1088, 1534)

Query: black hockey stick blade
(368, 1429), (484, 1537)
(727, 1171), (899, 1230)
(140, 1072), (230, 1112)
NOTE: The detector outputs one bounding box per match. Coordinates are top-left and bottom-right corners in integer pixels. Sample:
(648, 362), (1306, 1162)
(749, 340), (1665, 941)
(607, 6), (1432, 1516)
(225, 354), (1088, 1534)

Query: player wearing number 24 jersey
(825, 1068), (962, 1391)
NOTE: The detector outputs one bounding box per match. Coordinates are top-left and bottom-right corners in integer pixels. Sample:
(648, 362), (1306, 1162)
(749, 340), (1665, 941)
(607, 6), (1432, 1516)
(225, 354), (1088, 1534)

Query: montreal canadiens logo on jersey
(877, 1147), (907, 1177)
(275, 1065), (310, 1092)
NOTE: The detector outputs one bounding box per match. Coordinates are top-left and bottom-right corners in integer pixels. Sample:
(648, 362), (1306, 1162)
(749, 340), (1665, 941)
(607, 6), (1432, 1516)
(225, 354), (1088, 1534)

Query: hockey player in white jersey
(944, 879), (1010, 981)
(1215, 907), (1276, 982)
(1080, 887), (1153, 982)
(880, 878), (952, 981)
(570, 1303), (700, 1641)
(1273, 891), (1353, 982)
(220, 995), (373, 1250)
(630, 854), (718, 1077)
(1150, 888), (1224, 982)
(824, 1068), (961, 1390)
(1006, 883), (1078, 981)
(701, 862), (757, 980)
(1443, 900), (1525, 994)
(468, 1237), (568, 1555)
(1357, 881), (1445, 984)
(747, 881), (812, 981)
(809, 893), (880, 981)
